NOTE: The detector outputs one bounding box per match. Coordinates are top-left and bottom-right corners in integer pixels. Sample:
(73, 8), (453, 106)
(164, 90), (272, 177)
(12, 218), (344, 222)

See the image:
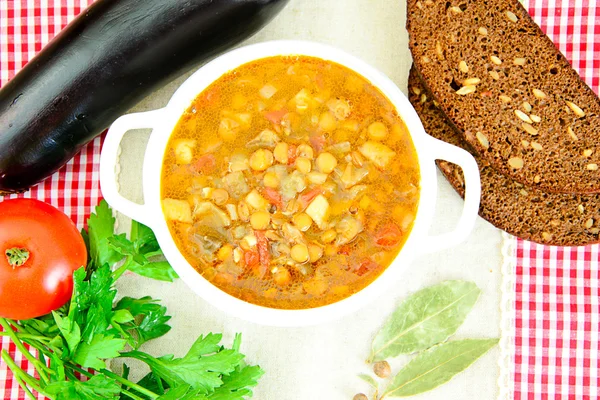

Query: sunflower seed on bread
(408, 67), (600, 246)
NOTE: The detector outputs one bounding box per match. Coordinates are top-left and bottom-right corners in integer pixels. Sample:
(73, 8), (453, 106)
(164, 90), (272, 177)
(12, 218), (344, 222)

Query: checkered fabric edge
(1, 1), (100, 399)
(503, 1), (600, 399)
(500, 233), (517, 400)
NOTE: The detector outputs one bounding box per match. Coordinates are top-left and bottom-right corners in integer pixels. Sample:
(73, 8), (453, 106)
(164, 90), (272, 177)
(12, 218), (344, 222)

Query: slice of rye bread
(407, 0), (600, 194)
(408, 66), (600, 246)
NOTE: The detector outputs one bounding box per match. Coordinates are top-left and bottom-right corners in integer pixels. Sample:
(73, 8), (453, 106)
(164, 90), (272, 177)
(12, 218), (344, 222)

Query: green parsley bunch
(0, 201), (263, 400)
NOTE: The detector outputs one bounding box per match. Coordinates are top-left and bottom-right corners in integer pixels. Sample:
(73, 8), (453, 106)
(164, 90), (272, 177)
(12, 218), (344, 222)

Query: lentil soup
(161, 56), (420, 309)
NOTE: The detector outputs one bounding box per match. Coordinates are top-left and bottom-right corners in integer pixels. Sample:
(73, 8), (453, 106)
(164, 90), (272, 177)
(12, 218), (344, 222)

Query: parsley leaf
(114, 296), (172, 348)
(207, 335), (263, 399)
(1, 200), (264, 400)
(111, 309), (135, 325)
(73, 334), (126, 370)
(22, 314), (60, 338)
(232, 333), (242, 353)
(207, 365), (264, 400)
(130, 220), (161, 255)
(136, 304), (172, 345)
(87, 201), (122, 268)
(52, 312), (81, 355)
(46, 375), (121, 400)
(152, 364), (264, 400)
(156, 385), (203, 399)
(124, 334), (245, 394)
(127, 260), (179, 282)
(68, 264), (116, 344)
(108, 235), (149, 266)
(57, 263), (126, 370)
(108, 231), (178, 282)
(48, 352), (66, 382)
(115, 296), (165, 317)
(121, 371), (168, 400)
(108, 309), (135, 346)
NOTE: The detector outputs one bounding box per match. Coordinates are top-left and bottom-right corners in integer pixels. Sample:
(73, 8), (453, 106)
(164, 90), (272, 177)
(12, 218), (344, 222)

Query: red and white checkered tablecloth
(0, 1), (100, 399)
(0, 0), (101, 228)
(0, 1), (599, 399)
(501, 1), (600, 399)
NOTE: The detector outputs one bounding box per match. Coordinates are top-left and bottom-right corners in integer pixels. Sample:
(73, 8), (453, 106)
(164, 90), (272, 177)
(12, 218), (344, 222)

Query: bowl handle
(418, 135), (481, 254)
(100, 110), (164, 227)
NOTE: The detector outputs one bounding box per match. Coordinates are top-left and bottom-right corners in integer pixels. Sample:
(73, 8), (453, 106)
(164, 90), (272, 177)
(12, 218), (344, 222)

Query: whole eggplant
(0, 0), (289, 194)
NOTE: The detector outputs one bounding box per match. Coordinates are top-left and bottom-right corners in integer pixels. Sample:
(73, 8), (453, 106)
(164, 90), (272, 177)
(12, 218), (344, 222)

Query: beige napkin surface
(113, 1), (505, 398)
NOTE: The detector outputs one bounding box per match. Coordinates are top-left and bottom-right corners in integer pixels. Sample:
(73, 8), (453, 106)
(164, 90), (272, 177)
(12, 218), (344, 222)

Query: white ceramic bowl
(100, 40), (481, 327)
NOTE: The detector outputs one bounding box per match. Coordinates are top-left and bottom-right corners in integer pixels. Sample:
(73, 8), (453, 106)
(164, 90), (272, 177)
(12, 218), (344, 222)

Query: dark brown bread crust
(408, 67), (600, 246)
(407, 0), (600, 193)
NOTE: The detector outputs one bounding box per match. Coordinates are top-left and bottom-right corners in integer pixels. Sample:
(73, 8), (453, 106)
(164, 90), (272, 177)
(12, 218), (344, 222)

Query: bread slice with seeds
(407, 0), (600, 193)
(408, 67), (600, 246)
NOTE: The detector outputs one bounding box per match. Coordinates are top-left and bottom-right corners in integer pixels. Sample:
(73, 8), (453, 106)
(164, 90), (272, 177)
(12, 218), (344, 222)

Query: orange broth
(161, 56), (420, 309)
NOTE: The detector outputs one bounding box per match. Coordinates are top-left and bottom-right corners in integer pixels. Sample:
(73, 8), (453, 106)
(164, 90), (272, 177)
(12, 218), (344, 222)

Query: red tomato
(194, 153), (216, 174)
(356, 259), (379, 276)
(254, 230), (270, 278)
(309, 134), (326, 152)
(287, 144), (297, 165)
(0, 199), (87, 320)
(374, 222), (403, 248)
(204, 87), (221, 104)
(264, 109), (287, 125)
(338, 245), (352, 256)
(244, 250), (259, 268)
(315, 73), (325, 89)
(262, 187), (283, 209)
(298, 186), (324, 209)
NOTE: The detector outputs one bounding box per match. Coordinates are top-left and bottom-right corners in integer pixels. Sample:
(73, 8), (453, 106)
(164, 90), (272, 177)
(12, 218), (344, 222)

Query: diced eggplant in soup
(161, 56), (420, 309)
(192, 201), (231, 228)
(222, 171), (249, 199)
(247, 129), (280, 149)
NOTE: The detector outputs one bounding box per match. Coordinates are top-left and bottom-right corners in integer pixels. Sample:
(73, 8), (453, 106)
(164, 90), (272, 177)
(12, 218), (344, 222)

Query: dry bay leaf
(381, 339), (498, 397)
(369, 281), (480, 362)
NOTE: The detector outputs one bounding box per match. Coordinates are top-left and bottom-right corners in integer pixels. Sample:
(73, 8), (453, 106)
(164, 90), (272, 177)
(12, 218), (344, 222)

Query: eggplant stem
(5, 248), (30, 268)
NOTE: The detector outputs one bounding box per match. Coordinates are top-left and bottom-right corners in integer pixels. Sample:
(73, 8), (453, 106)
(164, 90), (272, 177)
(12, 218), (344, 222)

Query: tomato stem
(5, 248), (30, 268)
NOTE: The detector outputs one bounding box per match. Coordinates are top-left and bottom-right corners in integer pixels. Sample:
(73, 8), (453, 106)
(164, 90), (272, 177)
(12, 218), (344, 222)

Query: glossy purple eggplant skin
(0, 0), (289, 194)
